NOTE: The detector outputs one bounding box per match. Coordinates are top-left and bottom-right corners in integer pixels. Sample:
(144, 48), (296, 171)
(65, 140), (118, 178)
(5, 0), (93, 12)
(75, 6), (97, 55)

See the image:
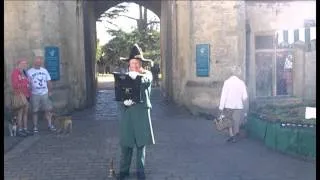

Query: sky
(96, 2), (160, 46)
(277, 1), (316, 29)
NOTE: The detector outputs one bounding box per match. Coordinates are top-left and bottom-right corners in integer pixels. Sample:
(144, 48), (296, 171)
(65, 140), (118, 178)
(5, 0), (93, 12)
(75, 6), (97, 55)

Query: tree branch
(147, 21), (160, 25)
(117, 14), (139, 21)
(102, 20), (120, 29)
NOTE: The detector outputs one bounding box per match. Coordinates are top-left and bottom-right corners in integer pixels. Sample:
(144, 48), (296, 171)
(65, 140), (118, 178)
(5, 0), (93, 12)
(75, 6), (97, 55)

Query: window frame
(254, 31), (294, 98)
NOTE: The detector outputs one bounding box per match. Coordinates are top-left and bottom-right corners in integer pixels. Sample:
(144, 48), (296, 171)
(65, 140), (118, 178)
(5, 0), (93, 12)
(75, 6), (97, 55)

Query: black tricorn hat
(120, 43), (153, 62)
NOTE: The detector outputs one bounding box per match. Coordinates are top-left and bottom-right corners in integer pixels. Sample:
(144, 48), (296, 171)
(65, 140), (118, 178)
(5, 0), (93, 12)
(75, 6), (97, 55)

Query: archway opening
(95, 2), (161, 90)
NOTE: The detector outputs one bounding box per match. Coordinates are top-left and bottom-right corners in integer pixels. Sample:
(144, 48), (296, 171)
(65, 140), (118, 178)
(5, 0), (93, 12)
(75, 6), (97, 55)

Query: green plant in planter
(251, 103), (316, 125)
(246, 113), (268, 141)
(248, 103), (316, 159)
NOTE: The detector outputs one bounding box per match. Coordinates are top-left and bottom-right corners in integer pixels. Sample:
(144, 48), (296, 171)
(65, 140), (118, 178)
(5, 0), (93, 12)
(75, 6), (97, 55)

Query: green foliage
(96, 39), (103, 62)
(251, 103), (316, 125)
(98, 4), (129, 30)
(97, 3), (161, 68)
(101, 29), (160, 66)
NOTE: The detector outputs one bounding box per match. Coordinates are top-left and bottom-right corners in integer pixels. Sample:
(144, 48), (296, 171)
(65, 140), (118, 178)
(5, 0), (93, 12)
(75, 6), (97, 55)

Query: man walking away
(219, 66), (248, 143)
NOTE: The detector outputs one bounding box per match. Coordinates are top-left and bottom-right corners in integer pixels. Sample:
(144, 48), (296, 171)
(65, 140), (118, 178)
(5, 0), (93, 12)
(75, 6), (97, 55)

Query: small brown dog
(51, 113), (73, 134)
(8, 116), (18, 137)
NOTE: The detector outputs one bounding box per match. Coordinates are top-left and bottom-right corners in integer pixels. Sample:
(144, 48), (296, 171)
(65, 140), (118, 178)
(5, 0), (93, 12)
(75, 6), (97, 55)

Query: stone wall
(246, 1), (316, 102)
(172, 1), (246, 115)
(169, 1), (316, 115)
(4, 0), (88, 113)
(5, 0), (315, 116)
(246, 1), (292, 100)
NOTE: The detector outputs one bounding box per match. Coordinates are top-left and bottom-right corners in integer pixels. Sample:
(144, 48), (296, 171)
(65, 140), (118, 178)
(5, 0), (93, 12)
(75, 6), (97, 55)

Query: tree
(96, 39), (103, 61)
(100, 29), (160, 69)
(97, 3), (161, 72)
(98, 4), (129, 30)
(99, 3), (160, 32)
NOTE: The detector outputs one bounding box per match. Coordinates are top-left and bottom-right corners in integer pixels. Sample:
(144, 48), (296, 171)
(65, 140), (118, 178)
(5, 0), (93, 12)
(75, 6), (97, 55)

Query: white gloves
(218, 109), (224, 120)
(128, 71), (139, 80)
(218, 114), (225, 121)
(124, 99), (134, 106)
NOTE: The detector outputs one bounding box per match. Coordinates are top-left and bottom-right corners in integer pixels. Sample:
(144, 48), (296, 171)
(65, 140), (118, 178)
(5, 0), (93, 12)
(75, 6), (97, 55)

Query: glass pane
(256, 52), (273, 97)
(255, 35), (274, 49)
(276, 31), (294, 49)
(276, 51), (293, 95)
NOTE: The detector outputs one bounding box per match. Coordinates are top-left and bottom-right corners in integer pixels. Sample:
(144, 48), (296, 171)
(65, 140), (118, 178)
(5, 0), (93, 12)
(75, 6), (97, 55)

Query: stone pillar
(59, 0), (87, 111)
(160, 0), (173, 100)
(180, 1), (247, 115)
(82, 1), (97, 108)
(303, 51), (316, 101)
(171, 1), (192, 105)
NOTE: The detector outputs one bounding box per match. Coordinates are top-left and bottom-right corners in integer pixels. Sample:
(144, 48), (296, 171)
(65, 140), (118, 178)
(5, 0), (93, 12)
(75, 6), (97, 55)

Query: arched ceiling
(94, 0), (161, 20)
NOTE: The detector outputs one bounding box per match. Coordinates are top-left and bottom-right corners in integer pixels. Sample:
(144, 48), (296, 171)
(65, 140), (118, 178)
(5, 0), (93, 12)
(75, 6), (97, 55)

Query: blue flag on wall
(196, 44), (210, 77)
(44, 46), (60, 81)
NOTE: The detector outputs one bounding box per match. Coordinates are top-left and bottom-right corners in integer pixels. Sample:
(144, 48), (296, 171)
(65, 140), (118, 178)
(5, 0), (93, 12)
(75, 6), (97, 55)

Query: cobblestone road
(4, 79), (316, 180)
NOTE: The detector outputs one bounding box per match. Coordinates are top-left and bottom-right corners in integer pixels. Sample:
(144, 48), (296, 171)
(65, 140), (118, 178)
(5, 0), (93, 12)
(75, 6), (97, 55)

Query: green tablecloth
(247, 116), (316, 158)
(247, 115), (267, 141)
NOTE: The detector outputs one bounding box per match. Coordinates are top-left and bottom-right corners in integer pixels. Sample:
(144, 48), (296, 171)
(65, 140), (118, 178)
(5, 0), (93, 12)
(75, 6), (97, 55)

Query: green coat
(118, 70), (155, 148)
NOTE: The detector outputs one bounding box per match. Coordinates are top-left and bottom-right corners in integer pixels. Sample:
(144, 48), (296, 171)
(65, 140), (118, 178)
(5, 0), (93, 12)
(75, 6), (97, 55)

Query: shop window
(276, 51), (293, 95)
(255, 34), (294, 97)
(255, 35), (273, 49)
(255, 52), (273, 97)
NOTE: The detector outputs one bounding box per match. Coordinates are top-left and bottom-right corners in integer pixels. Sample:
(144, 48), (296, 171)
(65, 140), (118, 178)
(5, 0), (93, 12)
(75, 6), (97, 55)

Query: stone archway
(3, 0), (171, 113)
(94, 1), (161, 19)
(81, 0), (169, 106)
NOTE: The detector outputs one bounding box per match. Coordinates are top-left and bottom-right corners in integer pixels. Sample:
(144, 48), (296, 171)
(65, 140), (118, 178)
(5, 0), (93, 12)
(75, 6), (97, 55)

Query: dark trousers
(120, 145), (146, 174)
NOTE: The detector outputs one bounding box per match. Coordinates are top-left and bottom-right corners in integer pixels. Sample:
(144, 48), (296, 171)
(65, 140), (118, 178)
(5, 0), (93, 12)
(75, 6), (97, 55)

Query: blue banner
(196, 44), (210, 77)
(44, 46), (60, 81)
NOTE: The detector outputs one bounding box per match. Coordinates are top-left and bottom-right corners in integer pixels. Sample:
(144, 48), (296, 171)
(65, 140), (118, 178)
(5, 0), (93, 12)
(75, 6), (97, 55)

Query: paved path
(4, 77), (316, 180)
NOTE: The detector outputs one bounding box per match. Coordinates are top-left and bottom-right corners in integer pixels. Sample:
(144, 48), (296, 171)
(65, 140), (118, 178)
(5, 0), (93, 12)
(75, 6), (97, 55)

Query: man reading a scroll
(117, 44), (155, 180)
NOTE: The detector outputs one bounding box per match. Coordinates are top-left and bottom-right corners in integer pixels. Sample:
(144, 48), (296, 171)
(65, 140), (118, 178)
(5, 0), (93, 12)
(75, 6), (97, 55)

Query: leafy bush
(250, 103), (316, 125)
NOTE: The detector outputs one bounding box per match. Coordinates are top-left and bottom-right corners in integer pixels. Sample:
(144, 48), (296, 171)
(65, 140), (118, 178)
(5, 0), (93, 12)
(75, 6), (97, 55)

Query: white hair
(231, 66), (242, 77)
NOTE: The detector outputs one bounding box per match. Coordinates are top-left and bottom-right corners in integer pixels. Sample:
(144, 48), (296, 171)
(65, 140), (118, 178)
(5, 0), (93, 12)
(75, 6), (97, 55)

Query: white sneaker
(48, 125), (56, 132)
(33, 127), (39, 133)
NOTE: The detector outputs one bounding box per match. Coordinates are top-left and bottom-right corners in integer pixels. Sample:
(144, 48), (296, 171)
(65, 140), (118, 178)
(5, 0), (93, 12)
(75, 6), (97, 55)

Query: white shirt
(27, 67), (51, 95)
(284, 57), (293, 69)
(219, 76), (248, 111)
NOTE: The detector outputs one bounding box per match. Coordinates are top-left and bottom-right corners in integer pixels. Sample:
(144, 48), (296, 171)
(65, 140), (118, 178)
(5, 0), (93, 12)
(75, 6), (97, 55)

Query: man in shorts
(219, 66), (248, 143)
(27, 56), (56, 133)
